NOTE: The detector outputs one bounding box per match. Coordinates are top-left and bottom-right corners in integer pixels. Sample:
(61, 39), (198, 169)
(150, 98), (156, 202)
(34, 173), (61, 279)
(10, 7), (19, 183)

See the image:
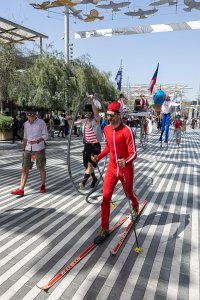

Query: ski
(111, 200), (148, 256)
(37, 214), (129, 291)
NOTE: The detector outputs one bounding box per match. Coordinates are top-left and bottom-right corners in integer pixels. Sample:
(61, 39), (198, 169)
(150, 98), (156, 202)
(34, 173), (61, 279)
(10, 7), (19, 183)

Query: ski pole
(96, 163), (104, 183)
(120, 159), (141, 252)
(94, 160), (116, 208)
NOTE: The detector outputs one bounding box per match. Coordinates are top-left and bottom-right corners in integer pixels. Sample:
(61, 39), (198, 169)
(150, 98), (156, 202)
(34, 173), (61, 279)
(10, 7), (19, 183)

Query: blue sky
(1, 0), (200, 100)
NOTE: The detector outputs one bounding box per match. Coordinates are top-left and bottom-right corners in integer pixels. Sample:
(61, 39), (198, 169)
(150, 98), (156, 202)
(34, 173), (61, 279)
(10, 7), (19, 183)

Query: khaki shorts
(22, 150), (46, 170)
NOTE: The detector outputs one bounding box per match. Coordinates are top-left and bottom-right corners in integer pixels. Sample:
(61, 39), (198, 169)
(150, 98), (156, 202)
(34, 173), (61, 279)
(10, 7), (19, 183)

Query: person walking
(58, 113), (65, 137)
(91, 101), (138, 244)
(174, 115), (183, 145)
(49, 115), (55, 138)
(11, 115), (22, 143)
(18, 112), (27, 138)
(11, 108), (48, 196)
(139, 94), (149, 111)
(75, 95), (103, 189)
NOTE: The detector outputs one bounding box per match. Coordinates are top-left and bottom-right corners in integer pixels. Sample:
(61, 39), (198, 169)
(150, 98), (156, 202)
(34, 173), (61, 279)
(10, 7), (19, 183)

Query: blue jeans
(159, 113), (170, 143)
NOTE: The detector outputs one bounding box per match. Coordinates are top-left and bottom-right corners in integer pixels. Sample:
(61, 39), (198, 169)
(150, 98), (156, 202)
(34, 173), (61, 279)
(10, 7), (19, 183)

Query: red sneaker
(40, 185), (46, 193)
(11, 188), (24, 196)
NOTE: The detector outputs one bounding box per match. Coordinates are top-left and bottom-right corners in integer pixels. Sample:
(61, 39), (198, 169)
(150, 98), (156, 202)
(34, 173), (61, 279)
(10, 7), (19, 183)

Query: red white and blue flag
(149, 63), (159, 95)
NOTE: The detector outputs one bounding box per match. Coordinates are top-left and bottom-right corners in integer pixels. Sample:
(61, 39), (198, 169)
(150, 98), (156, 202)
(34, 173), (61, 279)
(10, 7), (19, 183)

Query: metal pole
(39, 37), (43, 54)
(121, 166), (140, 249)
(95, 162), (116, 207)
(64, 6), (70, 111)
(64, 5), (69, 63)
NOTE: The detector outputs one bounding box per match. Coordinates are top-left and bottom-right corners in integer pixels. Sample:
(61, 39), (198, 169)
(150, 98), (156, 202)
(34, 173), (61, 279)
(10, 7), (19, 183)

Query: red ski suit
(97, 123), (138, 230)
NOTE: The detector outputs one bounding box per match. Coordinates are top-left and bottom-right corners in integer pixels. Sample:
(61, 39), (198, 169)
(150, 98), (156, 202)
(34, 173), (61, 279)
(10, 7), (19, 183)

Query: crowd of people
(10, 93), (196, 149)
(9, 96), (140, 244)
(9, 92), (198, 244)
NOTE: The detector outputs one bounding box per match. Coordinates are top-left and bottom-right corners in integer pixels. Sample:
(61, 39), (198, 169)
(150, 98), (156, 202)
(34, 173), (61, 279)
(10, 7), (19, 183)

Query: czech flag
(149, 63), (159, 95)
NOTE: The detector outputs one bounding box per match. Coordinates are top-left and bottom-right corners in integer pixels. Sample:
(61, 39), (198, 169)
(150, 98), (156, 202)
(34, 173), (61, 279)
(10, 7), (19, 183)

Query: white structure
(75, 20), (200, 39)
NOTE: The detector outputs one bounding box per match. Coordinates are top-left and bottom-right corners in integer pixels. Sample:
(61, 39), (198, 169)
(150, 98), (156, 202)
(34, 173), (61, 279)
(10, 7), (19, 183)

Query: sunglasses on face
(106, 113), (116, 117)
(27, 113), (35, 117)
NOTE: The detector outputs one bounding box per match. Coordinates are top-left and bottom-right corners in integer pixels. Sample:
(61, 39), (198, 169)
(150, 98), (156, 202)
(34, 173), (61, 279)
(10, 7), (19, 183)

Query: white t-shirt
(59, 116), (66, 126)
(161, 101), (173, 114)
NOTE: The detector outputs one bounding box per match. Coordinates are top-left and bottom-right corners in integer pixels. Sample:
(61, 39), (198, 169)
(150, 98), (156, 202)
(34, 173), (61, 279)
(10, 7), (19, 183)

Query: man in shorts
(11, 108), (48, 196)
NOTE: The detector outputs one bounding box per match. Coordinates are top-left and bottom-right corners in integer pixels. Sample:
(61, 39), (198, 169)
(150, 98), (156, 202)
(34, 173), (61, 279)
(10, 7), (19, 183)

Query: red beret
(107, 102), (121, 113)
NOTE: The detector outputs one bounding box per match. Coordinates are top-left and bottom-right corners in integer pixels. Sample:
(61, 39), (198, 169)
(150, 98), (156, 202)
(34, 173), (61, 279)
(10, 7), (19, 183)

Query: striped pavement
(0, 126), (199, 300)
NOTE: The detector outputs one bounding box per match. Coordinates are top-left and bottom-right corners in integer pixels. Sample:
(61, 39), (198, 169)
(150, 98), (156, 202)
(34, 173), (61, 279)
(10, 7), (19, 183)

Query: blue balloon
(153, 90), (166, 105)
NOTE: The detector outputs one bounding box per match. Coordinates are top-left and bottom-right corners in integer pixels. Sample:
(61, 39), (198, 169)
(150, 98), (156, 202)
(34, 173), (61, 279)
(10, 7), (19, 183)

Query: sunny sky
(1, 0), (200, 100)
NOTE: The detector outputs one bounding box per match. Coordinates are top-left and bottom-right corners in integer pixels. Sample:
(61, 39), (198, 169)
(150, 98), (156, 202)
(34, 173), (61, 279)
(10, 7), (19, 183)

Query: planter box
(0, 131), (12, 141)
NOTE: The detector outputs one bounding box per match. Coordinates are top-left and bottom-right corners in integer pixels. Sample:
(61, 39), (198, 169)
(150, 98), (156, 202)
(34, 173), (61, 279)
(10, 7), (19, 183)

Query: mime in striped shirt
(75, 95), (103, 189)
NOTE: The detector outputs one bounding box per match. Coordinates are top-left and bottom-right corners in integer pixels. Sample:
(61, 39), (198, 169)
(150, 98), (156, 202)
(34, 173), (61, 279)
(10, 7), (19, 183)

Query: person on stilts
(159, 95), (174, 147)
(91, 101), (139, 244)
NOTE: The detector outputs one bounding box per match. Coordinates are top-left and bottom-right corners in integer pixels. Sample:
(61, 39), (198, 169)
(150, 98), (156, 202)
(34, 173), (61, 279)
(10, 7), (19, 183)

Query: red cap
(107, 102), (122, 113)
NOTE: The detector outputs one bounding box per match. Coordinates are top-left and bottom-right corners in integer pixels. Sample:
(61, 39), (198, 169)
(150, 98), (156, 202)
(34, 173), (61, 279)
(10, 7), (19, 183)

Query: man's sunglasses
(27, 113), (35, 116)
(106, 113), (116, 117)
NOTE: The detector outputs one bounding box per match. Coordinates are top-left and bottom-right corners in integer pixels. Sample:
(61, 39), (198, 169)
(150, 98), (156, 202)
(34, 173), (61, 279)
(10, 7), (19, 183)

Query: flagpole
(120, 60), (122, 91)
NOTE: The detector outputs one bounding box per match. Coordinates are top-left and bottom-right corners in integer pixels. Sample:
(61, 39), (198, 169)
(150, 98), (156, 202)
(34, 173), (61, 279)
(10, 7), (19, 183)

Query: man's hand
(86, 92), (93, 101)
(28, 140), (38, 145)
(89, 95), (94, 103)
(91, 154), (98, 163)
(118, 158), (126, 168)
(22, 149), (25, 155)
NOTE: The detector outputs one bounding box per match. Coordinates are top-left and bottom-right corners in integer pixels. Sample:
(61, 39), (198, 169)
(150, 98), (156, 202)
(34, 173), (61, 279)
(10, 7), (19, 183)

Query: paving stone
(131, 285), (146, 299)
(0, 131), (199, 300)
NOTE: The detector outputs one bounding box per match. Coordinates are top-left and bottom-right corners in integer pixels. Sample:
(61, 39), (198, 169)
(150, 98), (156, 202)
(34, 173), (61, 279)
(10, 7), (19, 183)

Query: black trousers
(12, 130), (22, 143)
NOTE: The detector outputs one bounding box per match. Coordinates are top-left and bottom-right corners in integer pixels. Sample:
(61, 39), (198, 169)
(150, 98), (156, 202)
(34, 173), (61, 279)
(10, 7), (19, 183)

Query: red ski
(111, 200), (148, 256)
(37, 214), (129, 291)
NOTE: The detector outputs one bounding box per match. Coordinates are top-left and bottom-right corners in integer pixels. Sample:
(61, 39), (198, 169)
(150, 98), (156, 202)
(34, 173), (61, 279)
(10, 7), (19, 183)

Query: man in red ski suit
(92, 101), (139, 244)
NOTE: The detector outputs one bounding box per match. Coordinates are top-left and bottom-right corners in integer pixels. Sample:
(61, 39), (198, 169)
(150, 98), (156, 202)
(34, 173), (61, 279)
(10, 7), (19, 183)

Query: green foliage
(0, 43), (17, 89)
(0, 43), (19, 112)
(0, 114), (12, 131)
(0, 44), (119, 112)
